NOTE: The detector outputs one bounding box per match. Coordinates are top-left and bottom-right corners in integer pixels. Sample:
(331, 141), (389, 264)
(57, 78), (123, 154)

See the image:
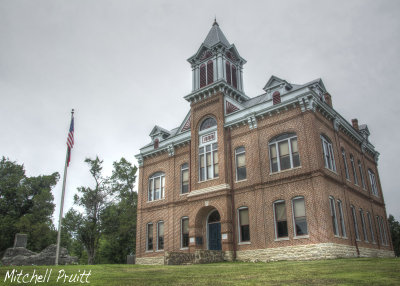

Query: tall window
(377, 216), (385, 245)
(200, 64), (206, 88)
(358, 160), (366, 189)
(269, 133), (300, 173)
(181, 163), (189, 194)
(351, 205), (360, 241)
(199, 118), (218, 182)
(147, 223), (153, 251)
(181, 217), (189, 249)
(368, 170), (379, 197)
(235, 147), (247, 181)
(238, 207), (250, 242)
(321, 135), (336, 172)
(272, 91), (281, 105)
(207, 60), (214, 85)
(157, 221), (164, 250)
(382, 217), (389, 246)
(232, 65), (237, 88)
(274, 200), (288, 239)
(148, 172), (165, 201)
(226, 61), (231, 85)
(350, 155), (358, 185)
(292, 197), (308, 236)
(367, 212), (375, 243)
(341, 148), (350, 180)
(359, 209), (368, 242)
(337, 200), (347, 237)
(329, 196), (339, 236)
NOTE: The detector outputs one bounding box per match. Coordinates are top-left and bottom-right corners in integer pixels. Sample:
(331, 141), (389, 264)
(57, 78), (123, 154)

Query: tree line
(0, 156), (137, 264)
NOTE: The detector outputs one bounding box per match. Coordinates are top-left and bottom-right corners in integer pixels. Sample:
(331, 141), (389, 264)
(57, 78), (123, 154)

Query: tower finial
(213, 16), (218, 26)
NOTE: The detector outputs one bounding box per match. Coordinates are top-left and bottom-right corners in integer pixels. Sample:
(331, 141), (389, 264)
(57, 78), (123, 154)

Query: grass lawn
(1, 258), (399, 285)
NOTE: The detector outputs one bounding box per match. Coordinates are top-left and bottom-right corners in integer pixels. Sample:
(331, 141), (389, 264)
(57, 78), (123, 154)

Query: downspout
(227, 127), (237, 260)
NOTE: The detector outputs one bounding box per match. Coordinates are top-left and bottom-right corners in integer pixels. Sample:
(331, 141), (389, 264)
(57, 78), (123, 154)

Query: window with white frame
(148, 172), (165, 201)
(321, 135), (336, 172)
(235, 147), (247, 181)
(359, 209), (368, 242)
(350, 155), (358, 185)
(377, 216), (384, 245)
(181, 217), (189, 249)
(292, 196), (308, 236)
(238, 207), (250, 243)
(269, 133), (300, 173)
(157, 221), (164, 250)
(341, 148), (350, 180)
(181, 163), (189, 194)
(200, 60), (214, 88)
(337, 200), (347, 237)
(274, 200), (288, 239)
(199, 117), (218, 182)
(146, 223), (153, 251)
(351, 205), (360, 241)
(368, 169), (379, 197)
(367, 212), (375, 243)
(329, 196), (339, 236)
(358, 160), (366, 189)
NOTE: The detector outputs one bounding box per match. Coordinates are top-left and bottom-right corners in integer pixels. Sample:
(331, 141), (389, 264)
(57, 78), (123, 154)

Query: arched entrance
(207, 210), (222, 250)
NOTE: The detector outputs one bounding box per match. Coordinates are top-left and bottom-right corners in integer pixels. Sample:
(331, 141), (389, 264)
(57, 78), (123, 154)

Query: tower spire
(213, 16), (218, 26)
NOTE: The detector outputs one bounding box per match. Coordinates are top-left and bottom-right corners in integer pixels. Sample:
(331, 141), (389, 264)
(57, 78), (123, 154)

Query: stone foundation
(135, 256), (164, 265)
(236, 243), (395, 262)
(165, 252), (195, 265)
(194, 250), (225, 264)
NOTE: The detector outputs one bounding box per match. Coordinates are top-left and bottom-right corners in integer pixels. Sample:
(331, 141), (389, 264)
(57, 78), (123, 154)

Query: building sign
(201, 132), (216, 144)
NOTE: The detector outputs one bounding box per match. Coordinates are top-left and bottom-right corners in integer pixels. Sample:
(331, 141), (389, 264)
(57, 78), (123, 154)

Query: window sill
(180, 247), (189, 250)
(156, 250), (164, 252)
(293, 235), (309, 240)
(346, 179), (351, 182)
(274, 237), (289, 241)
(324, 168), (338, 175)
(269, 166), (302, 176)
(356, 239), (361, 242)
(238, 241), (251, 245)
(180, 193), (189, 196)
(145, 250), (153, 253)
(341, 236), (348, 240)
(235, 179), (247, 183)
(147, 198), (166, 203)
(334, 235), (340, 238)
(198, 177), (219, 183)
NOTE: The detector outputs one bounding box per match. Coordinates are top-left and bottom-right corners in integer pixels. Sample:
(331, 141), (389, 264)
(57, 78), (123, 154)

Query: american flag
(66, 114), (74, 166)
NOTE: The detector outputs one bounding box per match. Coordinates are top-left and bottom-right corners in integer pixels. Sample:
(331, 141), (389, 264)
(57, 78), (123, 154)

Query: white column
(192, 67), (195, 91)
(213, 58), (217, 82)
(217, 54), (223, 80)
(195, 66), (199, 90)
(240, 67), (244, 92)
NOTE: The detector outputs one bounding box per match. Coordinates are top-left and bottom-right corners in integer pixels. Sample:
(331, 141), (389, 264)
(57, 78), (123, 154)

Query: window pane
(182, 169), (189, 182)
(241, 225), (250, 242)
(200, 154), (205, 168)
(277, 221), (288, 237)
(275, 202), (287, 221)
(213, 150), (218, 164)
(270, 144), (277, 158)
(279, 141), (289, 156)
(236, 146), (245, 153)
(237, 167), (246, 181)
(292, 153), (300, 168)
(214, 163), (219, 177)
(147, 224), (153, 250)
(155, 177), (160, 189)
(237, 153), (246, 168)
(239, 208), (249, 225)
(293, 198), (306, 217)
(295, 217), (308, 235)
(271, 158), (278, 173)
(291, 138), (298, 153)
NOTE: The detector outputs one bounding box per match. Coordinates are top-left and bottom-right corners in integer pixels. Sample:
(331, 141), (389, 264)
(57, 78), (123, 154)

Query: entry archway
(207, 209), (222, 250)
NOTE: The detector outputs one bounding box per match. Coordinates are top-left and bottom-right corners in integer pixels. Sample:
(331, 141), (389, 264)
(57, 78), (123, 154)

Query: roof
(203, 20), (230, 47)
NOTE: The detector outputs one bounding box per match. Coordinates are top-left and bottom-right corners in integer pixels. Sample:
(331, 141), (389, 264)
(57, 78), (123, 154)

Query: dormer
(149, 125), (171, 146)
(187, 20), (246, 93)
(359, 124), (370, 141)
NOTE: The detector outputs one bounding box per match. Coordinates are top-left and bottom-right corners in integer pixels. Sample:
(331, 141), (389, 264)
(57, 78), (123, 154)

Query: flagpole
(55, 109), (74, 265)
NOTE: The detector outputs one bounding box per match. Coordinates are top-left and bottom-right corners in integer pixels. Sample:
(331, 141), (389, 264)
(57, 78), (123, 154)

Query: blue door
(208, 223), (221, 250)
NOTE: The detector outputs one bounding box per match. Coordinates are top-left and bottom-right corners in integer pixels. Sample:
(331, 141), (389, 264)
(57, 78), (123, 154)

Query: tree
(388, 215), (400, 257)
(100, 158), (137, 263)
(71, 157), (113, 264)
(0, 157), (59, 252)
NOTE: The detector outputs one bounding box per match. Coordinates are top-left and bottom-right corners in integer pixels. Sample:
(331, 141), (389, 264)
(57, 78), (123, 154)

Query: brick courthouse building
(135, 21), (394, 264)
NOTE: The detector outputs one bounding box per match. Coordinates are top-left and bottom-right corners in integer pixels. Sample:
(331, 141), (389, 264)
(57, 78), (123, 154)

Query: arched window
(146, 223), (153, 251)
(341, 148), (350, 180)
(200, 64), (206, 88)
(359, 209), (368, 242)
(367, 212), (375, 243)
(292, 196), (308, 236)
(272, 91), (281, 105)
(358, 160), (366, 189)
(235, 147), (246, 181)
(157, 221), (164, 250)
(350, 155), (358, 185)
(154, 138), (159, 149)
(237, 207), (250, 242)
(269, 133), (300, 173)
(226, 61), (231, 85)
(273, 200), (288, 239)
(207, 60), (214, 85)
(329, 196), (339, 236)
(321, 135), (336, 172)
(351, 205), (360, 241)
(181, 163), (189, 194)
(181, 217), (189, 248)
(232, 65), (237, 88)
(337, 200), (347, 237)
(148, 172), (165, 201)
(200, 117), (217, 131)
(368, 169), (379, 197)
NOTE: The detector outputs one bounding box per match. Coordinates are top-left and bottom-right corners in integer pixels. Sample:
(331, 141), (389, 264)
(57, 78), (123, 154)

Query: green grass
(1, 258), (399, 285)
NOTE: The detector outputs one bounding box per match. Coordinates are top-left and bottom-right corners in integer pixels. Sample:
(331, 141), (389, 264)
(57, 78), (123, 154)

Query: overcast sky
(1, 0), (399, 225)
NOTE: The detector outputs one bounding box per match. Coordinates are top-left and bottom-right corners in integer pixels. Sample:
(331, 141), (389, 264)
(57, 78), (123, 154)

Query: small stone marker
(13, 234), (27, 248)
(127, 255), (135, 264)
